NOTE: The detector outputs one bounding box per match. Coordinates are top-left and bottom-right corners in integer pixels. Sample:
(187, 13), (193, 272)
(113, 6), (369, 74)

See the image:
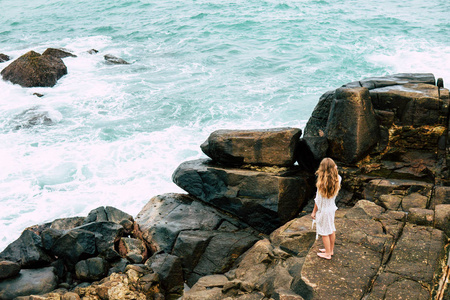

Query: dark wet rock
(33, 92), (44, 97)
(41, 228), (64, 250)
(84, 206), (133, 225)
(145, 253), (184, 298)
(0, 267), (57, 300)
(172, 159), (313, 233)
(136, 193), (223, 253)
(0, 260), (21, 280)
(108, 258), (129, 275)
(296, 137), (328, 171)
(104, 54), (130, 64)
(87, 49), (98, 54)
(434, 204), (450, 237)
(0, 229), (52, 268)
(201, 127), (302, 166)
(136, 193), (260, 287)
(118, 237), (148, 263)
(75, 257), (108, 281)
(407, 208), (434, 226)
(303, 90), (335, 138)
(76, 221), (123, 261)
(50, 216), (85, 230)
(42, 48), (77, 58)
(172, 230), (213, 281)
(0, 53), (10, 62)
(12, 106), (62, 129)
(1, 50), (67, 87)
(52, 229), (97, 265)
(326, 87), (380, 164)
(186, 231), (260, 287)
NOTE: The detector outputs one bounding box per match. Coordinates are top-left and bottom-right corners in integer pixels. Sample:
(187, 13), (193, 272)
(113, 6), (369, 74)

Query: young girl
(311, 157), (341, 260)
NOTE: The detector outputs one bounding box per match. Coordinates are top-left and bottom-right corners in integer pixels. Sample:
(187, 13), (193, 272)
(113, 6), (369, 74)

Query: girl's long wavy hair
(316, 157), (340, 198)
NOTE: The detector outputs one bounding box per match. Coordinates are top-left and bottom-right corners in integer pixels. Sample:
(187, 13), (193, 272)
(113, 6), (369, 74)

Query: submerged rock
(12, 106), (62, 130)
(1, 50), (67, 87)
(0, 53), (10, 62)
(104, 54), (130, 64)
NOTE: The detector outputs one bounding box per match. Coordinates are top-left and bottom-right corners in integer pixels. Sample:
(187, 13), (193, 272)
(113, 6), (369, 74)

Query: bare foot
(319, 249), (334, 255)
(317, 252), (332, 260)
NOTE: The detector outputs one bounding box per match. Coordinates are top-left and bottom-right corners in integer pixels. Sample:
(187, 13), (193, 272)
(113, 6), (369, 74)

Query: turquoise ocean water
(1, 0), (449, 250)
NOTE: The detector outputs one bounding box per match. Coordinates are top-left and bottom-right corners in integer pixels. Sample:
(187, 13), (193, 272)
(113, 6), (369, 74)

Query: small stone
(0, 260), (21, 280)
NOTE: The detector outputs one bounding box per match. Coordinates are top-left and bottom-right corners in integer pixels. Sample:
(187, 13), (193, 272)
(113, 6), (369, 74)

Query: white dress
(312, 175), (341, 239)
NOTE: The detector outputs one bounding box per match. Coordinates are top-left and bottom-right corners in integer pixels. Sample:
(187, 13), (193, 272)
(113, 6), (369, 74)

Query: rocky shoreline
(0, 55), (449, 300)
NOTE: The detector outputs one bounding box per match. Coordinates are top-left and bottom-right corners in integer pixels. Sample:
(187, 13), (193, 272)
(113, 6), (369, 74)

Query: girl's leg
(330, 231), (336, 254)
(318, 235), (332, 259)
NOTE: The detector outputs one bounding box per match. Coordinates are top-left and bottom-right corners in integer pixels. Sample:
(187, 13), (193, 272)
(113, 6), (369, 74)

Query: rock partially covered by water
(0, 267), (58, 300)
(12, 106), (63, 130)
(0, 53), (10, 62)
(42, 48), (77, 58)
(1, 50), (67, 87)
(201, 127), (302, 166)
(104, 54), (130, 64)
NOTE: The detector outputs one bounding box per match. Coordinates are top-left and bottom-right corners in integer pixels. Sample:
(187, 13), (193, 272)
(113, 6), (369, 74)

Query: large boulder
(136, 193), (260, 287)
(200, 127), (302, 166)
(0, 267), (57, 300)
(172, 159), (313, 233)
(1, 50), (67, 87)
(0, 229), (52, 268)
(325, 87), (380, 164)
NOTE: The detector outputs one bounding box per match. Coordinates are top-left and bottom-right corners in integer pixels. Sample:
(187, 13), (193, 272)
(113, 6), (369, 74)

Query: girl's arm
(311, 203), (318, 219)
